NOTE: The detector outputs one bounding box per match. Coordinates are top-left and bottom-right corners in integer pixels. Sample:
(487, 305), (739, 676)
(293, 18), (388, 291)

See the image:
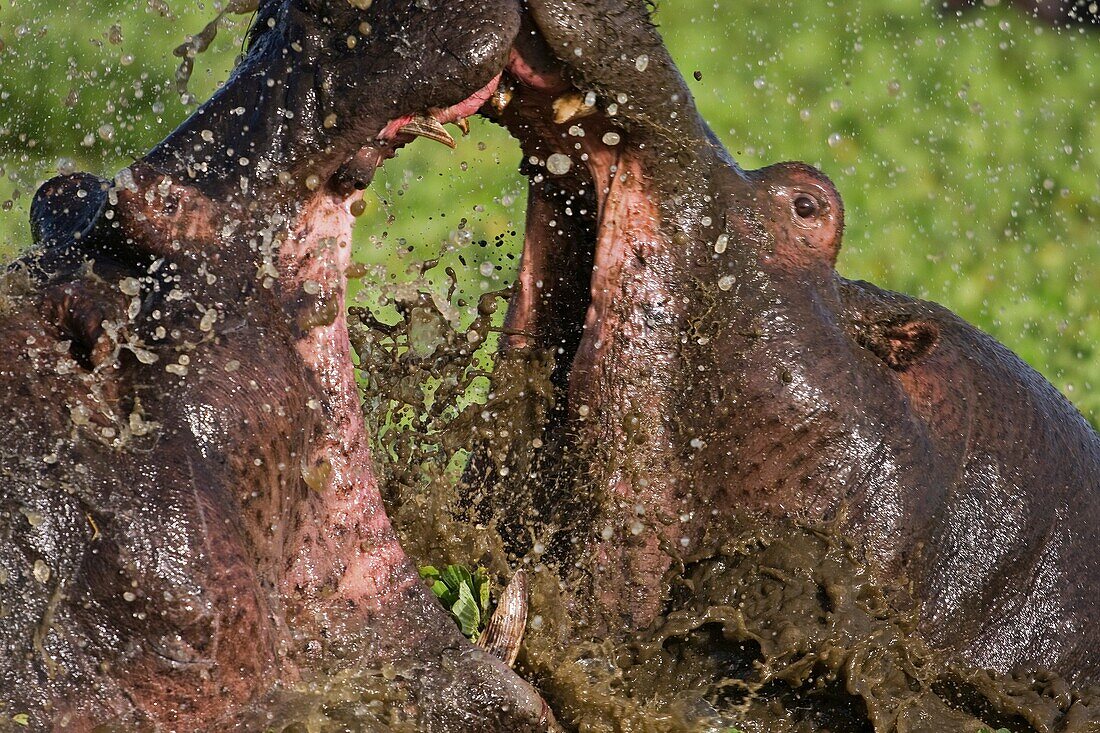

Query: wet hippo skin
(475, 0), (1100, 689)
(0, 1), (557, 730)
(2, 0), (1098, 728)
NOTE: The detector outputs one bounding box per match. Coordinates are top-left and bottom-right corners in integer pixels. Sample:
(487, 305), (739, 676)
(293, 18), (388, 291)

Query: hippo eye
(793, 194), (819, 219)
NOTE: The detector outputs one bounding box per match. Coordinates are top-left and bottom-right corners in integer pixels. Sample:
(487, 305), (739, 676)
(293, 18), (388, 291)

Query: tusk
(454, 117), (471, 136)
(477, 569), (528, 668)
(398, 115), (456, 148)
(552, 92), (596, 125)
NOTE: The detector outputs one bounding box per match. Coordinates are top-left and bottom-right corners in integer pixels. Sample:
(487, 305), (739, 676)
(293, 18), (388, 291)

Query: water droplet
(546, 153), (572, 175)
(635, 54), (649, 71)
(827, 132), (842, 147)
(718, 274), (735, 291)
(602, 131), (621, 146)
(714, 234), (729, 254)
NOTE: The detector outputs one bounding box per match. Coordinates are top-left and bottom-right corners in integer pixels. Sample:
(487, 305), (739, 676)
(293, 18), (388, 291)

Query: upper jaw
(142, 0), (520, 203)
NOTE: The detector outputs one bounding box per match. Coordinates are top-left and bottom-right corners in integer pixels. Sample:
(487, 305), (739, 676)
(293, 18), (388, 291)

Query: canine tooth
(454, 117), (470, 136)
(398, 115), (456, 148)
(477, 570), (528, 668)
(552, 92), (596, 125)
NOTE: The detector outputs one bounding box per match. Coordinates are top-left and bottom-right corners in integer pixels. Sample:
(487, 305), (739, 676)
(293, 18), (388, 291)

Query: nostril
(793, 195), (818, 219)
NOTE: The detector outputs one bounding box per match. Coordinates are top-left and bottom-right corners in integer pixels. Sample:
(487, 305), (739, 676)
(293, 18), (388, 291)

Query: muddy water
(344, 274), (1100, 733)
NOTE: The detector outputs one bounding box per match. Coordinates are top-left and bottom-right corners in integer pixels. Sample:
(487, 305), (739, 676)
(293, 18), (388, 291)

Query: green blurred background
(1, 0), (1098, 423)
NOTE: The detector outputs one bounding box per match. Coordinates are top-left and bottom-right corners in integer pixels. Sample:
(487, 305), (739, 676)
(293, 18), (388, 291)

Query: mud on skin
(453, 0), (1100, 729)
(0, 1), (559, 730)
(2, 2), (1099, 733)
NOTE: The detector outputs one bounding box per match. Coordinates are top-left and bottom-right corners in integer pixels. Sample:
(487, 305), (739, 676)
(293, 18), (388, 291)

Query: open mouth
(333, 23), (664, 417)
(297, 16), (708, 634)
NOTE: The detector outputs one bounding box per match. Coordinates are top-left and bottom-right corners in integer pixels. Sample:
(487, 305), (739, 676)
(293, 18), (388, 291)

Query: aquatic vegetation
(419, 564), (492, 641)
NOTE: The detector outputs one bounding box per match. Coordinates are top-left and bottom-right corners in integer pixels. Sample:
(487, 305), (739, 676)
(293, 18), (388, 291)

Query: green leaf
(450, 581), (482, 639)
(430, 580), (450, 599)
(441, 564), (473, 593)
(474, 567), (491, 612)
(419, 563), (494, 639)
(12, 714), (29, 726)
(418, 565), (440, 581)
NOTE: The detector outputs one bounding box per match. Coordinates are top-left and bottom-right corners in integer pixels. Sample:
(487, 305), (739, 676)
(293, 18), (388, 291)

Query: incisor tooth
(490, 86), (514, 113)
(476, 570), (528, 668)
(398, 115), (456, 148)
(552, 92), (596, 125)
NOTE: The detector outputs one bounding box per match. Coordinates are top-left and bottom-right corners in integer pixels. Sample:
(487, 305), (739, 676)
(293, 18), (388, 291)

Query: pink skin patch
(276, 192), (417, 615)
(275, 75), (508, 618)
(506, 49), (569, 93)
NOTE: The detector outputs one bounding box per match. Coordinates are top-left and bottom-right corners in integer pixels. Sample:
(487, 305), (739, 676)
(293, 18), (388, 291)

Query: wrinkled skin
(4, 0), (1099, 729)
(0, 1), (557, 730)
(477, 0), (1100, 689)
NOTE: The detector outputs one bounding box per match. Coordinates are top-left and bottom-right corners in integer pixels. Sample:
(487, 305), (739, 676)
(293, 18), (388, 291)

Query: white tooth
(552, 92), (596, 125)
(491, 86), (515, 113)
(476, 570), (528, 668)
(397, 115), (456, 148)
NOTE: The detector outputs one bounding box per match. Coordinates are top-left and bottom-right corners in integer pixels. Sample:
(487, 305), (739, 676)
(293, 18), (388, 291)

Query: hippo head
(467, 0), (1100, 697)
(5, 1), (573, 730)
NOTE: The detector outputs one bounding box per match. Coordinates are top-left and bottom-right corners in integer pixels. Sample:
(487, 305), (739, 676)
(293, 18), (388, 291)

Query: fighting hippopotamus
(0, 1), (556, 729)
(2, 0), (1098, 729)
(472, 0), (1100, 692)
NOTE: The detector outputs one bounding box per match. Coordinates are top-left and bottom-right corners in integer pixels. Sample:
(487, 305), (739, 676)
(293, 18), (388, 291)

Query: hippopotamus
(0, 1), (557, 729)
(475, 0), (1100, 689)
(3, 0), (1098, 728)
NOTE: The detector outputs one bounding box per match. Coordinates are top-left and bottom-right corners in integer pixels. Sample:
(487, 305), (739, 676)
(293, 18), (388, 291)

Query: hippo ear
(858, 317), (940, 371)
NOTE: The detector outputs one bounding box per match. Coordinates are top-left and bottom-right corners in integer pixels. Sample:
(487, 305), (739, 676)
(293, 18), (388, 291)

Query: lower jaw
(483, 101), (707, 628)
